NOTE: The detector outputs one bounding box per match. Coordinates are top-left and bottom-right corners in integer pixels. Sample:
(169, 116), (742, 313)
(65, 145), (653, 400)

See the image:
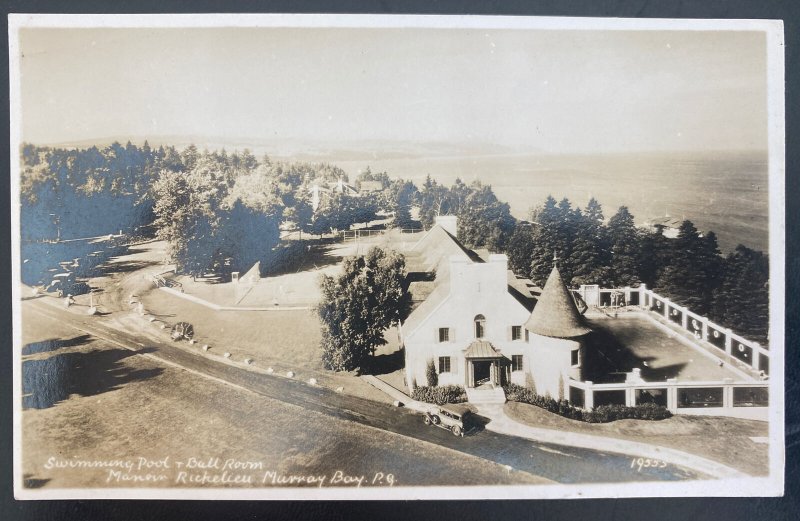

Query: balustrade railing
(572, 284), (769, 376)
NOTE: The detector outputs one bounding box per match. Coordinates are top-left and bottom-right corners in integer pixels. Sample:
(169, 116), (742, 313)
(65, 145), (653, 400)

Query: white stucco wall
(403, 254), (531, 390)
(527, 332), (582, 399)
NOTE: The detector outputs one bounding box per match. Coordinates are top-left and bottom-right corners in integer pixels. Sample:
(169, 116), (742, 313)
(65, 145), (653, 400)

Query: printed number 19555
(631, 457), (667, 471)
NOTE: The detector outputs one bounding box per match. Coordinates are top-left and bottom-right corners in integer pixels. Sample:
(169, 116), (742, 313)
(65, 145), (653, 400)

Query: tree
(152, 167), (222, 277)
(456, 182), (517, 252)
(317, 247), (410, 371)
(528, 196), (562, 287)
(607, 206), (641, 287)
(655, 220), (721, 314)
(506, 225), (536, 278)
(312, 192), (378, 234)
(711, 245), (769, 341)
(425, 359), (438, 387)
(214, 159), (285, 275)
(638, 227), (673, 288)
(181, 144), (199, 172)
(385, 179), (418, 228)
(354, 166), (391, 191)
(151, 151), (283, 278)
(417, 175), (449, 228)
(284, 198), (314, 235)
(570, 198), (612, 286)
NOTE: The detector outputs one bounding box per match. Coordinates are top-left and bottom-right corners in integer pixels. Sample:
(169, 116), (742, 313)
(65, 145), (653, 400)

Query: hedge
(503, 383), (671, 423)
(584, 403), (672, 423)
(411, 385), (467, 405)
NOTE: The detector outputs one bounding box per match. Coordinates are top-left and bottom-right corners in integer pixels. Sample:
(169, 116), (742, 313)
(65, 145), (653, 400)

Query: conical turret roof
(525, 264), (591, 338)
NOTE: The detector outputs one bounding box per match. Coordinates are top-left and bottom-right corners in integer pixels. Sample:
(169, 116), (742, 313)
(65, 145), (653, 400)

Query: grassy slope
(505, 401), (769, 476)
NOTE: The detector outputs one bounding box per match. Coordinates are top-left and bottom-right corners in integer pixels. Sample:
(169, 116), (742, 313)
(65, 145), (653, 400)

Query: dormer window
(474, 314), (486, 339)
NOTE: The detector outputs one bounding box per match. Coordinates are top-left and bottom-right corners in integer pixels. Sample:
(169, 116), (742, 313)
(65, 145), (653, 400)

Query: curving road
(23, 297), (703, 484)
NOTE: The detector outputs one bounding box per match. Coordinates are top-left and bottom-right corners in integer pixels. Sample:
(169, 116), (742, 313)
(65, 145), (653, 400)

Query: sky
(17, 26), (768, 154)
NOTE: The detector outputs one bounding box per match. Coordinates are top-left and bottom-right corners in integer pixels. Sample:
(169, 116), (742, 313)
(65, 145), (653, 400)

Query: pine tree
(607, 206), (641, 286)
(507, 225), (536, 278)
(655, 220), (722, 313)
(417, 175), (448, 228)
(570, 198), (612, 285)
(638, 227), (673, 287)
(711, 245), (768, 341)
(386, 179), (418, 229)
(529, 196), (561, 287)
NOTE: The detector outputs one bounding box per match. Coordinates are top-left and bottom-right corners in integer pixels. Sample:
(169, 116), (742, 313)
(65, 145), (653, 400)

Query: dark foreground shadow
(22, 335), (92, 356)
(582, 325), (687, 383)
(466, 413), (491, 435)
(362, 349), (405, 376)
(94, 259), (152, 277)
(22, 346), (161, 410)
(22, 474), (51, 489)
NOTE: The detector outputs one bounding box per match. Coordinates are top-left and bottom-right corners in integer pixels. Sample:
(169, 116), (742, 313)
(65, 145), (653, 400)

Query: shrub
(583, 403), (672, 423)
(503, 383), (671, 423)
(425, 359), (438, 387)
(412, 385), (467, 405)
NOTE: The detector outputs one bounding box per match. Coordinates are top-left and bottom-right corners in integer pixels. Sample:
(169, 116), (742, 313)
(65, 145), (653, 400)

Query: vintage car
(422, 403), (475, 437)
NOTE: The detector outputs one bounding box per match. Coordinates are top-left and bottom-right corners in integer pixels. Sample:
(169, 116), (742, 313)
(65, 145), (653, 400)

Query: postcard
(10, 13), (785, 499)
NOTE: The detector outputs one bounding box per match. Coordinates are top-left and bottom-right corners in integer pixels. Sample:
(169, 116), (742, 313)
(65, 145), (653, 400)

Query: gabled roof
(402, 222), (536, 340)
(507, 271), (536, 311)
(401, 280), (451, 336)
(524, 265), (591, 338)
(410, 225), (478, 284)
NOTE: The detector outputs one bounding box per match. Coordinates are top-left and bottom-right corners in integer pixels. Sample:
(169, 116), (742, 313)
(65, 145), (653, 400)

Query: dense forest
(501, 196), (769, 342)
(19, 142), (769, 341)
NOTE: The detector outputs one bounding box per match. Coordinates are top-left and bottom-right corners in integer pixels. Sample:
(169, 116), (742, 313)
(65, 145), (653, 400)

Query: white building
(309, 177), (359, 212)
(401, 216), (591, 403)
(642, 215), (682, 239)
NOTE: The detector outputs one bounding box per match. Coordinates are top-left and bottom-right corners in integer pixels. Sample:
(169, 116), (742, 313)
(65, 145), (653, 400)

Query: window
(511, 325), (522, 341)
(438, 327), (450, 343)
(438, 356), (451, 374)
(474, 314), (486, 339)
(571, 349), (580, 366)
(512, 355), (523, 372)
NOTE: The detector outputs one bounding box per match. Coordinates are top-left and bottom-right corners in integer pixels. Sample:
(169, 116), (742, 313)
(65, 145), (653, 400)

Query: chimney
(448, 254), (507, 298)
(488, 254), (509, 289)
(435, 215), (458, 237)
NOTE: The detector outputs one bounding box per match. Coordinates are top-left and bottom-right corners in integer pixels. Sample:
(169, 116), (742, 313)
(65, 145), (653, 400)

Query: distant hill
(36, 135), (534, 162)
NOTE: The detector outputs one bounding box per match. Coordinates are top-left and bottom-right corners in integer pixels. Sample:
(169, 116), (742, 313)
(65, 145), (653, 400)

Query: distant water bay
(337, 151), (770, 253)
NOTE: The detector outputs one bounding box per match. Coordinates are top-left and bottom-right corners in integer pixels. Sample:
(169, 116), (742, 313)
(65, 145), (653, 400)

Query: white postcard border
(8, 12), (786, 501)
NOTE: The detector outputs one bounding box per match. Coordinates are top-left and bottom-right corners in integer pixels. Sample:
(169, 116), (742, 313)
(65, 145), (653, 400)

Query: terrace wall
(564, 374), (769, 421)
(566, 285), (771, 420)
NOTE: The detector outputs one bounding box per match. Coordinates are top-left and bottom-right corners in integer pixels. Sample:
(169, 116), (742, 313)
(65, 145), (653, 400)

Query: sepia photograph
(9, 14), (785, 500)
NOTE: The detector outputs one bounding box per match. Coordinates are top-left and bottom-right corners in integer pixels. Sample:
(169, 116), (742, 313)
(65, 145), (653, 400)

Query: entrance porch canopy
(463, 340), (507, 388)
(463, 340), (503, 359)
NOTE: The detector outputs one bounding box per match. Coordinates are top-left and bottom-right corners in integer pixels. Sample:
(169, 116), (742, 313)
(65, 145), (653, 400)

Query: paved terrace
(583, 312), (749, 384)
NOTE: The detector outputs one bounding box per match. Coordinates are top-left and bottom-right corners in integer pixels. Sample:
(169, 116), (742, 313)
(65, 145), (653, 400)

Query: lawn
(173, 229), (425, 309)
(139, 285), (405, 405)
(505, 401), (769, 476)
